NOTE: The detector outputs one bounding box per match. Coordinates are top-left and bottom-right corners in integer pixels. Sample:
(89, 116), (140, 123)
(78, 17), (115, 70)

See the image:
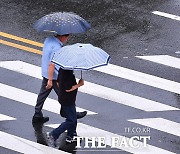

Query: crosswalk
(0, 61), (178, 112)
(0, 53), (179, 153)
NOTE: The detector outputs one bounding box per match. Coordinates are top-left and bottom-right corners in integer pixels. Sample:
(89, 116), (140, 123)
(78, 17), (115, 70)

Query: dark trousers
(34, 77), (59, 117)
(51, 105), (77, 140)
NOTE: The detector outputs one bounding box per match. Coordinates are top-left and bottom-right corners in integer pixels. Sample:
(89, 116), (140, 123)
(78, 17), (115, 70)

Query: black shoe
(32, 116), (49, 123)
(76, 111), (87, 119)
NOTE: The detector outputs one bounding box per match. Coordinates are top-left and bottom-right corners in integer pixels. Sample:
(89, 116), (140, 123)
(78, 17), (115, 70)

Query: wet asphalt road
(1, 0), (180, 154)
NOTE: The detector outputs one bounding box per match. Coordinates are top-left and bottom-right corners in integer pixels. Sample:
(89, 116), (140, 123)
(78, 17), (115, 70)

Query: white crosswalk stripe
(128, 118), (180, 137)
(0, 83), (96, 115)
(0, 60), (179, 112)
(94, 63), (180, 94)
(152, 11), (180, 21)
(136, 55), (180, 69)
(1, 60), (180, 94)
(0, 54), (180, 153)
(0, 114), (16, 121)
(0, 131), (69, 154)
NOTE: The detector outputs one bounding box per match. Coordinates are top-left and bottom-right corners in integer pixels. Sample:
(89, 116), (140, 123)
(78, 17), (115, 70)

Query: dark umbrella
(33, 12), (91, 35)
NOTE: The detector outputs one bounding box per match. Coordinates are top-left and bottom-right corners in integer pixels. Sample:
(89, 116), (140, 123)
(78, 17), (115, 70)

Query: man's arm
(46, 62), (55, 89)
(66, 79), (84, 92)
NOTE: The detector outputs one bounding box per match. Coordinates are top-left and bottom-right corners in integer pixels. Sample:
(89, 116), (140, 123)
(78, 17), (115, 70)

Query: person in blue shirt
(32, 34), (87, 123)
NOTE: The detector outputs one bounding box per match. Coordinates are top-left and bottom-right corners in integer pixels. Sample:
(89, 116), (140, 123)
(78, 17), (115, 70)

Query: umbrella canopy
(33, 12), (91, 35)
(51, 43), (110, 70)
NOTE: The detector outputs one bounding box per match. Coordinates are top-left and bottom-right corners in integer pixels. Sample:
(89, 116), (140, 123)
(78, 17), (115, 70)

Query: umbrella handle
(81, 70), (82, 79)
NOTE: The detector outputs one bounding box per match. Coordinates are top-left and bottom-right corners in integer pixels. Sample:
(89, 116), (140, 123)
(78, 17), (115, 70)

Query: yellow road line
(0, 39), (42, 55)
(0, 32), (43, 48)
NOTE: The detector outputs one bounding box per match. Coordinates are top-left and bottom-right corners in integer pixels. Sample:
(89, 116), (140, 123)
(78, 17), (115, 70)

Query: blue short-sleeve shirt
(42, 36), (63, 80)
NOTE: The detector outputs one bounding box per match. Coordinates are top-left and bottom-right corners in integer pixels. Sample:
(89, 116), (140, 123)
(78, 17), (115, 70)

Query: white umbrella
(51, 43), (110, 72)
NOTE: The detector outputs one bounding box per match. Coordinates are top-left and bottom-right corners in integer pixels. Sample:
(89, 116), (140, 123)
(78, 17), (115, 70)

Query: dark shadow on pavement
(32, 122), (48, 146)
(32, 122), (77, 153)
(58, 132), (77, 154)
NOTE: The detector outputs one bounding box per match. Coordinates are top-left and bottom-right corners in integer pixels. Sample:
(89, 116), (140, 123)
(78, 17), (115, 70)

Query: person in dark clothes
(47, 68), (84, 145)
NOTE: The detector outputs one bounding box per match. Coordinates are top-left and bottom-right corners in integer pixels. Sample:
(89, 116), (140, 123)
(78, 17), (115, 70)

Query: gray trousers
(34, 77), (59, 117)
